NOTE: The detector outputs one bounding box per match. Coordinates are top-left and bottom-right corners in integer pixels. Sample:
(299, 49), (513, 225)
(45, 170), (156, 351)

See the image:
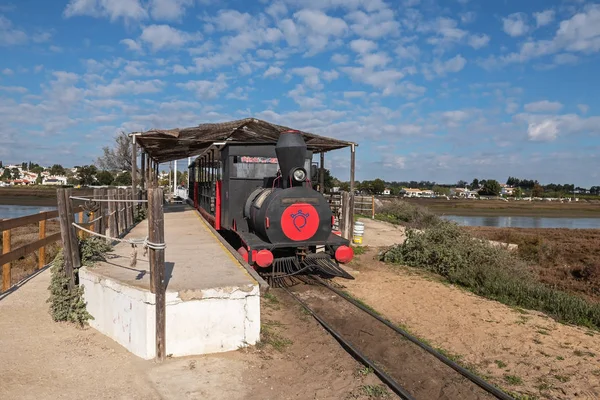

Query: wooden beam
(2, 225), (11, 291)
(118, 189), (126, 236)
(108, 189), (118, 238)
(0, 232), (61, 267)
(57, 189), (74, 290)
(64, 189), (81, 278)
(0, 210), (59, 232)
(38, 212), (46, 269)
(132, 135), (138, 200)
(141, 152), (146, 192)
(148, 187), (165, 362)
(319, 152), (325, 194)
(349, 144), (356, 238)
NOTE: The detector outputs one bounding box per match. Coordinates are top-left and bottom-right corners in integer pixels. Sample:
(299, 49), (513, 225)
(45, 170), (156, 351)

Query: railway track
(282, 277), (515, 400)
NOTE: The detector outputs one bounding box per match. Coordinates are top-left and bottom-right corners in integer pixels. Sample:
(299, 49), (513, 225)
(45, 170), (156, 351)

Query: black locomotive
(188, 130), (354, 281)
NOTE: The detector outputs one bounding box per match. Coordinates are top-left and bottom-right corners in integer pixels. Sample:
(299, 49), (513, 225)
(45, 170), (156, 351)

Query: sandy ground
(1, 268), (392, 400)
(343, 218), (600, 399)
(358, 217), (407, 247)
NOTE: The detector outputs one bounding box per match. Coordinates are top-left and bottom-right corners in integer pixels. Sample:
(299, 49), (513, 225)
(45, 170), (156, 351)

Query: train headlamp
(292, 168), (307, 182)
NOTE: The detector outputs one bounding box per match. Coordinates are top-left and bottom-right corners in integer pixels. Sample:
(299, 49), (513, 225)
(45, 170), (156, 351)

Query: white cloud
(503, 12), (529, 37)
(578, 104), (589, 114)
(345, 8), (400, 39)
(350, 39), (377, 53)
(396, 44), (420, 60)
(358, 51), (390, 69)
(527, 119), (559, 141)
(2, 68), (14, 75)
(64, 0), (148, 22)
(460, 11), (476, 24)
(343, 91), (366, 98)
(0, 86), (28, 93)
(32, 31), (53, 43)
(208, 9), (253, 32)
(34, 65), (44, 73)
(468, 33), (490, 49)
(0, 15), (27, 46)
(323, 70), (339, 81)
(291, 66), (322, 89)
(140, 24), (200, 51)
(524, 100), (563, 113)
(294, 9), (347, 36)
(263, 66), (283, 77)
(176, 74), (228, 99)
(534, 9), (555, 27)
(88, 79), (165, 97)
(423, 54), (466, 79)
(266, 2), (288, 19)
(149, 0), (193, 21)
(331, 53), (349, 64)
(553, 53), (579, 65)
(422, 17), (467, 47)
(120, 38), (143, 52)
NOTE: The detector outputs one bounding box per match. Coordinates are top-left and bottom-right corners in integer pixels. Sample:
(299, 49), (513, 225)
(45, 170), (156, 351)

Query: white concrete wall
(80, 268), (260, 360)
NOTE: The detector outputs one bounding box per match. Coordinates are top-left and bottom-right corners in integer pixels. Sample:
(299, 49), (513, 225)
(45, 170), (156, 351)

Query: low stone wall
(80, 267), (260, 360)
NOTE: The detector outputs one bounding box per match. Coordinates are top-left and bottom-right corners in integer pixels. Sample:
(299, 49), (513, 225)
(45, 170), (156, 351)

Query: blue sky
(1, 0), (599, 186)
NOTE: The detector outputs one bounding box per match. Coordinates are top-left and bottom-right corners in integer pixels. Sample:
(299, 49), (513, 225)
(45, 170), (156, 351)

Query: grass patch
(504, 374), (523, 385)
(556, 356), (564, 360)
(495, 360), (507, 368)
(380, 219), (600, 330)
(360, 384), (390, 398)
(353, 245), (368, 256)
(376, 200), (442, 230)
(554, 375), (570, 383)
(536, 329), (550, 336)
(356, 365), (374, 376)
(257, 321), (292, 352)
(573, 349), (595, 357)
(341, 290), (382, 316)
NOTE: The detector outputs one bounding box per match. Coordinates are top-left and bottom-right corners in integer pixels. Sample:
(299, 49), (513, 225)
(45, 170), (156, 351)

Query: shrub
(47, 237), (112, 327)
(376, 200), (442, 230)
(381, 221), (600, 330)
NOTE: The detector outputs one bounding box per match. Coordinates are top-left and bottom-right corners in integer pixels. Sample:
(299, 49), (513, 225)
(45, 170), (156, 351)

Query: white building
(42, 176), (68, 185)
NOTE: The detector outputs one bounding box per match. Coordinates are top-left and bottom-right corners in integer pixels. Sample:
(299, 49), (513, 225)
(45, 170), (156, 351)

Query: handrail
(0, 210), (59, 231)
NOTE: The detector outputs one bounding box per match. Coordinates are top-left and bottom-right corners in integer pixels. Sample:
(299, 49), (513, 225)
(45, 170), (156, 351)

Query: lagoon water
(443, 215), (600, 229)
(0, 204), (56, 220)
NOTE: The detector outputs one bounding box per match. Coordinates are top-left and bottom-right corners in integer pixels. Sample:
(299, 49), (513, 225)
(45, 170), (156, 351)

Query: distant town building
(42, 175), (68, 185)
(400, 188), (434, 198)
(382, 188), (391, 195)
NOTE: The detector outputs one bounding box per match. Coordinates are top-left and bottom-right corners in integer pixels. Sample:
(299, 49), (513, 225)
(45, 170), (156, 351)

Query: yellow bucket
(353, 236), (363, 244)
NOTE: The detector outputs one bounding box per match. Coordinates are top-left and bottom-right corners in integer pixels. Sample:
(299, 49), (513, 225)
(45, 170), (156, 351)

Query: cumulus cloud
(345, 8), (400, 39)
(527, 119), (559, 141)
(350, 39), (377, 54)
(423, 54), (466, 80)
(524, 100), (563, 113)
(468, 33), (490, 49)
(0, 15), (28, 46)
(534, 9), (555, 27)
(149, 0), (193, 21)
(578, 104), (589, 114)
(64, 0), (148, 22)
(502, 12), (529, 37)
(140, 24), (200, 51)
(263, 66), (283, 77)
(120, 38), (143, 52)
(331, 53), (349, 64)
(176, 74), (228, 99)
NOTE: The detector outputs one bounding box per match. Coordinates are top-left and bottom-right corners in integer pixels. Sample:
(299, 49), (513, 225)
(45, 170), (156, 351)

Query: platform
(79, 204), (260, 360)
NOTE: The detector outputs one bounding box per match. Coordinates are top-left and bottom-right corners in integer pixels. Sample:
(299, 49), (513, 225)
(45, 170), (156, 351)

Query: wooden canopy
(133, 118), (356, 163)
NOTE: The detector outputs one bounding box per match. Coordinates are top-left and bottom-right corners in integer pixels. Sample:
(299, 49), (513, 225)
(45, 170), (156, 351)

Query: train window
(231, 156), (279, 179)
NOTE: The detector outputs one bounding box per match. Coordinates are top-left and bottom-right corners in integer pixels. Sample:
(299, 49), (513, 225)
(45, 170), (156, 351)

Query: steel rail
(314, 277), (515, 400)
(282, 286), (416, 400)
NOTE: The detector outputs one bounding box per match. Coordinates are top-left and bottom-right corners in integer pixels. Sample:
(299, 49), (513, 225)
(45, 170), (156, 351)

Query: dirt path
(1, 269), (394, 400)
(0, 269), (161, 400)
(358, 217), (406, 247)
(340, 250), (600, 400)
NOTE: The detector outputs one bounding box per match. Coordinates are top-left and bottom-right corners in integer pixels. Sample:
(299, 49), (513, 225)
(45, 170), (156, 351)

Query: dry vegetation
(377, 200), (600, 330)
(466, 227), (600, 302)
(401, 198), (600, 217)
(0, 221), (61, 286)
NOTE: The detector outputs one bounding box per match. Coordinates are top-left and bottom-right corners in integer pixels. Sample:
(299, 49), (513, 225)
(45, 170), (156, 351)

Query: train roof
(132, 118), (357, 163)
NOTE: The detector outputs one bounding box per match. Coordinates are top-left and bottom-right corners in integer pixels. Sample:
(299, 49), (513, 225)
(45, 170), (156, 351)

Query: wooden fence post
(108, 189), (118, 239)
(38, 212), (46, 269)
(148, 187), (165, 361)
(118, 189), (126, 236)
(57, 189), (75, 289)
(341, 191), (351, 240)
(2, 224), (11, 291)
(78, 211), (84, 239)
(65, 189), (81, 275)
(372, 196), (375, 219)
(93, 188), (102, 234)
(126, 190), (133, 229)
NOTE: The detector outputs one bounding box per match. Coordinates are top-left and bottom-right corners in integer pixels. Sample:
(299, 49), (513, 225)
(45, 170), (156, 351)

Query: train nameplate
(239, 156), (278, 164)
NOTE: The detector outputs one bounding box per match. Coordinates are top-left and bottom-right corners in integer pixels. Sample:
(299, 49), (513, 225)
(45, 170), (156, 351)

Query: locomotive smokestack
(276, 130), (307, 187)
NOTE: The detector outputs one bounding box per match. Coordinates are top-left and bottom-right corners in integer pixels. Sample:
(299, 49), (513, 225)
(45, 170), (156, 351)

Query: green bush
(47, 237), (112, 327)
(376, 200), (442, 229)
(381, 221), (600, 330)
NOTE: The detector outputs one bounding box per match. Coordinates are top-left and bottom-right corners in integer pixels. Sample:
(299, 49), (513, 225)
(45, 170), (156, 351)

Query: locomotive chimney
(276, 130), (307, 188)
